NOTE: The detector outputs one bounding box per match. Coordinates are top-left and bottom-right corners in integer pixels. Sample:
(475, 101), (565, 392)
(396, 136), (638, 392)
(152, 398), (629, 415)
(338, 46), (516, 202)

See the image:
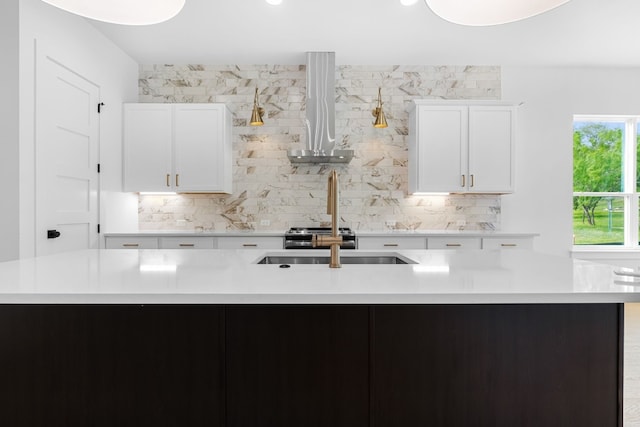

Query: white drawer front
(217, 236), (283, 249)
(105, 237), (159, 249)
(357, 236), (426, 250)
(427, 237), (482, 250)
(482, 237), (533, 250)
(158, 237), (216, 249)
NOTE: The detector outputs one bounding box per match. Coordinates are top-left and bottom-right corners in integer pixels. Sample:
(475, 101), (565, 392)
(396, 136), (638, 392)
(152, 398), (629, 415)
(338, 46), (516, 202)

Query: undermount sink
(256, 253), (417, 265)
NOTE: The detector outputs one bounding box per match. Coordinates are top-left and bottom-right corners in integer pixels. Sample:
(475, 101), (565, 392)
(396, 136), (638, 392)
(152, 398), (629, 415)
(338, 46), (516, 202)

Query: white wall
(501, 67), (640, 256)
(17, 0), (139, 258)
(0, 0), (19, 262)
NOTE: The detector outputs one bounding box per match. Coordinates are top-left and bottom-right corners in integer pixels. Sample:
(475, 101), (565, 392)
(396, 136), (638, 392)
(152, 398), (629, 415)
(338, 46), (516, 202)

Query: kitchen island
(0, 249), (633, 426)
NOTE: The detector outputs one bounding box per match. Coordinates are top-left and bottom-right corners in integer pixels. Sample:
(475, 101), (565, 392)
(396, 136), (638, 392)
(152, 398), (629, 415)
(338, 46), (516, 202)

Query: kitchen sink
(256, 253), (417, 265)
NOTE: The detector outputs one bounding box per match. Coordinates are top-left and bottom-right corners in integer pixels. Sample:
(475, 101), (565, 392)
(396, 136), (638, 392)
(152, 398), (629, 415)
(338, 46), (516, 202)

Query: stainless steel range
(284, 227), (356, 249)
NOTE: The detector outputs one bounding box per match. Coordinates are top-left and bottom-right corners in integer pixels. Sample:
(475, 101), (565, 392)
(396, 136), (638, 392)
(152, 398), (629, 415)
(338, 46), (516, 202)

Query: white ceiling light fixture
(265, 0), (283, 5)
(425, 0), (571, 26)
(400, 0), (419, 6)
(40, 0), (186, 25)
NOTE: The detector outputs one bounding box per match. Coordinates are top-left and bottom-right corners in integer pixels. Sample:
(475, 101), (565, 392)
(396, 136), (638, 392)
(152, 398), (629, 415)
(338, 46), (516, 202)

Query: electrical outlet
(456, 220), (466, 226)
(260, 219), (270, 226)
(176, 219), (187, 227)
(385, 220), (396, 227)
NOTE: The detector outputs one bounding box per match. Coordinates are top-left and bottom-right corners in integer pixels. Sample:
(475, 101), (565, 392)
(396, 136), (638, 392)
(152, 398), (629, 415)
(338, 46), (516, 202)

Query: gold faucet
(312, 170), (342, 268)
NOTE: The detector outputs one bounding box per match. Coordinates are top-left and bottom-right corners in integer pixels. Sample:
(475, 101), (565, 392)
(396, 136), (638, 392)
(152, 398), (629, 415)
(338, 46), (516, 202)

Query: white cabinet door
(357, 236), (427, 250)
(409, 101), (516, 194)
(217, 236), (284, 249)
(105, 236), (159, 249)
(174, 104), (232, 193)
(481, 237), (533, 250)
(123, 103), (232, 193)
(123, 104), (172, 192)
(158, 237), (216, 249)
(468, 106), (515, 193)
(409, 106), (467, 194)
(427, 237), (482, 250)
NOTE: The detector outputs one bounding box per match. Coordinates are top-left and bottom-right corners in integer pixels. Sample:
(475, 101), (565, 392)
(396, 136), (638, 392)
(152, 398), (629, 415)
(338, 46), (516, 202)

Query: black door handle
(47, 230), (61, 239)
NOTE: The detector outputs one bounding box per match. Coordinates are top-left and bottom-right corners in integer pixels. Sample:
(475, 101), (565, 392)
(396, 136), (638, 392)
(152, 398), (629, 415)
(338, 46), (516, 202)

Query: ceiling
(87, 0), (640, 67)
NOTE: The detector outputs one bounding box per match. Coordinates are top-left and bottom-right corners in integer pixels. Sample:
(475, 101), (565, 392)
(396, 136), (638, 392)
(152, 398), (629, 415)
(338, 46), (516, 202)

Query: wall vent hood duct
(287, 52), (353, 164)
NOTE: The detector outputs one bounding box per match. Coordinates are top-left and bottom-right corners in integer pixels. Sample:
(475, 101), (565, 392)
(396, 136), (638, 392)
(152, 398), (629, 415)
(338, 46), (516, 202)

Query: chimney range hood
(287, 52), (353, 164)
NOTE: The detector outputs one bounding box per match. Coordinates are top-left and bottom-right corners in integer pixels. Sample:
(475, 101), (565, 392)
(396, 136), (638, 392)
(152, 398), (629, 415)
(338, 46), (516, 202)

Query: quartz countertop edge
(0, 248), (635, 304)
(104, 231), (539, 238)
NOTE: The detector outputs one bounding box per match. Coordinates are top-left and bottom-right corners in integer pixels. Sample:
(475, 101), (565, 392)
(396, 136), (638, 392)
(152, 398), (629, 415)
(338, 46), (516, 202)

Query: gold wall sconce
(250, 87), (264, 126)
(372, 87), (388, 128)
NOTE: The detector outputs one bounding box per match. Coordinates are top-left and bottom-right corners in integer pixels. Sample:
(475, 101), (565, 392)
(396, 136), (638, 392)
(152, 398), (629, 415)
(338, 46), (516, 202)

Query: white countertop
(0, 249), (637, 304)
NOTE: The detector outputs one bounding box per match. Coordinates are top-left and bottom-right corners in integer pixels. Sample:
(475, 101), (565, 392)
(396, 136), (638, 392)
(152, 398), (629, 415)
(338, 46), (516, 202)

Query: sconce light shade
(250, 88), (265, 126)
(41, 0), (185, 25)
(424, 0), (571, 26)
(372, 87), (388, 129)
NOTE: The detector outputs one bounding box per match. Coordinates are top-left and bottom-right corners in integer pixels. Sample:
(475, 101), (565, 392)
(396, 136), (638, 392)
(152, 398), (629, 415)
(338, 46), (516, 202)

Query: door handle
(47, 230), (61, 239)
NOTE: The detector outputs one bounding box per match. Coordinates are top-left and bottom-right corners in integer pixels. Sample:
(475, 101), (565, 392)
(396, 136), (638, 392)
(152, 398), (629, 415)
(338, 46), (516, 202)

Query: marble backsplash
(137, 64), (502, 232)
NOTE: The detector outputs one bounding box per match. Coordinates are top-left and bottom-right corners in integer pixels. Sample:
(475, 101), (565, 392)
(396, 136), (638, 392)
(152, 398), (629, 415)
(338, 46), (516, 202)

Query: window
(572, 116), (640, 246)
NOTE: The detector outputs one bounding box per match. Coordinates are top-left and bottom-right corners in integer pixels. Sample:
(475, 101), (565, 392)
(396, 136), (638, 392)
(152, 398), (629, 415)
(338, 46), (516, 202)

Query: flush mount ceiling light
(372, 88), (388, 129)
(250, 88), (265, 126)
(40, 0), (185, 25)
(400, 0), (419, 5)
(424, 0), (571, 26)
(265, 0), (283, 5)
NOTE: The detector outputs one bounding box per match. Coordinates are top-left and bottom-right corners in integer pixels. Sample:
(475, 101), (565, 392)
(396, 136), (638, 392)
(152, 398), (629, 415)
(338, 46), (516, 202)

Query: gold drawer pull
(243, 244), (258, 247)
(175, 174), (180, 187)
(383, 243), (399, 247)
(166, 174), (170, 187)
(470, 174), (475, 188)
(461, 175), (465, 187)
(122, 243), (139, 247)
(446, 243), (462, 247)
(501, 243), (517, 247)
(179, 243), (195, 247)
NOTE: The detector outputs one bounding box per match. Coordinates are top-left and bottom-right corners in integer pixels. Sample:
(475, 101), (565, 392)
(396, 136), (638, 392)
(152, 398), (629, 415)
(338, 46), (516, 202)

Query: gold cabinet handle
(242, 244), (258, 247)
(501, 243), (517, 247)
(446, 243), (462, 247)
(175, 174), (180, 187)
(122, 243), (139, 247)
(166, 174), (170, 187)
(470, 174), (475, 188)
(383, 243), (399, 247)
(461, 175), (466, 187)
(179, 243), (195, 247)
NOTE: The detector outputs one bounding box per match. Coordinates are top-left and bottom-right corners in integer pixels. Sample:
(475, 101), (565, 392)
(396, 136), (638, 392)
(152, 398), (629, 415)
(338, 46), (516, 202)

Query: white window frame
(573, 115), (639, 249)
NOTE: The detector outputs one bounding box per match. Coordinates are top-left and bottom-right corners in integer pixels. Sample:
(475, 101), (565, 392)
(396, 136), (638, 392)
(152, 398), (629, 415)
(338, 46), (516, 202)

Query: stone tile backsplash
(137, 64), (502, 232)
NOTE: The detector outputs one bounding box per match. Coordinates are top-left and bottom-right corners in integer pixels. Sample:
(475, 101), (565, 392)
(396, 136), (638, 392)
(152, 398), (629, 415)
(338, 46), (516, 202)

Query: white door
(174, 104), (226, 192)
(35, 53), (100, 256)
(416, 106), (468, 193)
(468, 106), (515, 193)
(123, 104), (173, 192)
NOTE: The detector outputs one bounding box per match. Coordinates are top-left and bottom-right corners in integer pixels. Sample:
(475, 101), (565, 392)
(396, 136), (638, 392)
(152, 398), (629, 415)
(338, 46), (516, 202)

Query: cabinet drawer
(482, 237), (533, 250)
(427, 237), (481, 250)
(105, 237), (159, 249)
(158, 237), (216, 249)
(217, 236), (283, 249)
(357, 236), (426, 250)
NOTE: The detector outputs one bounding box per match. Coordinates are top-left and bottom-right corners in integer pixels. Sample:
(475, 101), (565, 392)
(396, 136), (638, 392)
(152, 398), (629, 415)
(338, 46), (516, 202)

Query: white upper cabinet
(408, 100), (517, 194)
(123, 104), (173, 192)
(123, 103), (232, 193)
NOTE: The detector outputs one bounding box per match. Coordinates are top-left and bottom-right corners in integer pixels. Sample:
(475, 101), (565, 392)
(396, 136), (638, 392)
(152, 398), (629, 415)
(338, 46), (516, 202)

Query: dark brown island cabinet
(0, 303), (622, 427)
